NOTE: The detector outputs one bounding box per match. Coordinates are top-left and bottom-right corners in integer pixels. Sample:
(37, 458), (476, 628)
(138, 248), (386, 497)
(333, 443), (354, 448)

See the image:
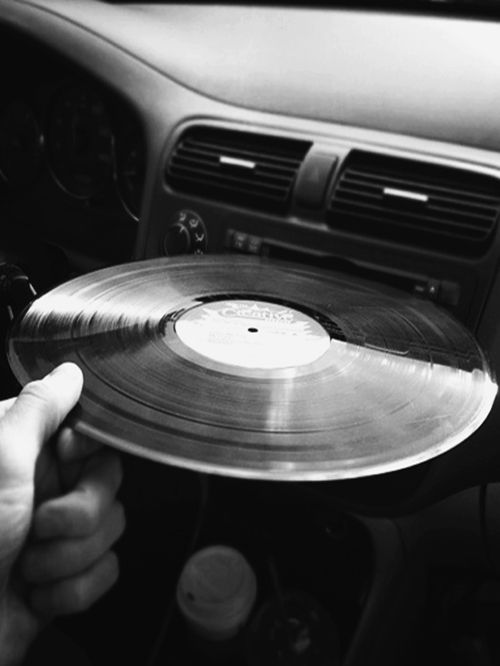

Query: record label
(174, 299), (331, 369)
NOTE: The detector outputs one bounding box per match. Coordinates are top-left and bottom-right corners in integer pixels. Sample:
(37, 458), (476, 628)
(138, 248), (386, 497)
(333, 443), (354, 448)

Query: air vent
(329, 151), (500, 256)
(166, 127), (311, 213)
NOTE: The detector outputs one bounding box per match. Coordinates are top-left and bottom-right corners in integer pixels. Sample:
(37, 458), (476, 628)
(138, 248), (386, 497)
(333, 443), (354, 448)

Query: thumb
(0, 363), (83, 488)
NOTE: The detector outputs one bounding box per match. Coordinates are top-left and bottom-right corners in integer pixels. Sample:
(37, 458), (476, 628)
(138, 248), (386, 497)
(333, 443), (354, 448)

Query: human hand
(0, 363), (125, 664)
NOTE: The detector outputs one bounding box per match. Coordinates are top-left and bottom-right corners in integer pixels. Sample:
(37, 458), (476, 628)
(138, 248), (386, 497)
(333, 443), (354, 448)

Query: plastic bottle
(176, 544), (257, 662)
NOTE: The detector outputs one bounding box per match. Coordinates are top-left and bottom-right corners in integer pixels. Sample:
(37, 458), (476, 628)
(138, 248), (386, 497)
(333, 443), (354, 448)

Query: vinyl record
(7, 255), (497, 481)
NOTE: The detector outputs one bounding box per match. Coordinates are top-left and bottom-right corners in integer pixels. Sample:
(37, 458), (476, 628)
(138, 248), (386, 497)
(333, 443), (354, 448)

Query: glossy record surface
(7, 256), (498, 481)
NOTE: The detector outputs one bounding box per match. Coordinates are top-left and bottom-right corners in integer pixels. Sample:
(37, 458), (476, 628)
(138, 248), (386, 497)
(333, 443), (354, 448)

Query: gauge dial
(0, 101), (43, 188)
(48, 87), (114, 198)
(115, 128), (146, 220)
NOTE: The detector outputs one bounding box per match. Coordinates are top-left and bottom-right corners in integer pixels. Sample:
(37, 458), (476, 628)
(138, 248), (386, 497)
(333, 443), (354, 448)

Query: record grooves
(7, 255), (498, 481)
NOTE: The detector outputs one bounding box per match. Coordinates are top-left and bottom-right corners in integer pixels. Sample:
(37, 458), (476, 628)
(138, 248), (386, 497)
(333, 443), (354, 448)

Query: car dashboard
(2, 1), (500, 665)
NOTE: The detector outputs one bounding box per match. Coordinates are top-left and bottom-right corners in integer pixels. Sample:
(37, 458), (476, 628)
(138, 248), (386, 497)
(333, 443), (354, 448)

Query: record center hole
(248, 327), (259, 333)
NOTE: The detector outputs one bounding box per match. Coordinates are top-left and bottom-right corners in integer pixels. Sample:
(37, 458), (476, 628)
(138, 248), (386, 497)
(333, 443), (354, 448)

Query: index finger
(57, 427), (102, 462)
(33, 450), (123, 540)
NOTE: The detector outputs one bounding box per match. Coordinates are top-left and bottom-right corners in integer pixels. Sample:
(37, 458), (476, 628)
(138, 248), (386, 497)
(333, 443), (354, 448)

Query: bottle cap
(176, 545), (257, 641)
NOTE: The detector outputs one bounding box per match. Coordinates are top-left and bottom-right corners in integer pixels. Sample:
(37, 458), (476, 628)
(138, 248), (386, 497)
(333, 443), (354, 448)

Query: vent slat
(176, 147), (302, 174)
(334, 187), (496, 227)
(343, 169), (500, 205)
(166, 127), (311, 212)
(177, 145), (301, 169)
(329, 151), (500, 256)
(331, 201), (491, 240)
(168, 166), (290, 199)
(337, 178), (500, 210)
(180, 140), (303, 169)
(170, 154), (297, 184)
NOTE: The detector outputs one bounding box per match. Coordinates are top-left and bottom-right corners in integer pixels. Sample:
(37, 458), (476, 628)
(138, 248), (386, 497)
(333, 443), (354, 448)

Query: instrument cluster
(0, 82), (146, 222)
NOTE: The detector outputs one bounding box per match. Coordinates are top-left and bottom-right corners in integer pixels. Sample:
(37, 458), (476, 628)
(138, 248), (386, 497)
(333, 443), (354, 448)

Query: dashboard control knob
(164, 222), (192, 256)
(164, 210), (208, 256)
